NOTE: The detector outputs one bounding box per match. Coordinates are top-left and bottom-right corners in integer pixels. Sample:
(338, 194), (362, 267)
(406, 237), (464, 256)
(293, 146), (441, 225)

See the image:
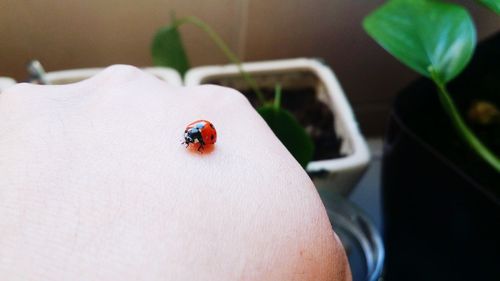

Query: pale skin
(0, 65), (351, 281)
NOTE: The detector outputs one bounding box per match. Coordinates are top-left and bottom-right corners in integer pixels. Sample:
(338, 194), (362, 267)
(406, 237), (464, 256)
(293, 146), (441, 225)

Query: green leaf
(151, 24), (190, 77)
(477, 0), (500, 15)
(258, 105), (314, 168)
(363, 0), (476, 83)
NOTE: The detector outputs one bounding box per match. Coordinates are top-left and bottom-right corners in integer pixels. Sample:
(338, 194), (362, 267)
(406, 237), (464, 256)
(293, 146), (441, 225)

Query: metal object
(26, 60), (49, 84)
(320, 191), (385, 281)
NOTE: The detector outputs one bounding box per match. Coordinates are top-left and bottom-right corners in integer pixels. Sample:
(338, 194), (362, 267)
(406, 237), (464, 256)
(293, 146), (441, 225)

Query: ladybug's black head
(184, 135), (194, 144)
(184, 129), (194, 144)
(184, 128), (202, 145)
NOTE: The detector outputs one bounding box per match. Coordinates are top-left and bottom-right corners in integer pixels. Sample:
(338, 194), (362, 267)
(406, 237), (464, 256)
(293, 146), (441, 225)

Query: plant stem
(172, 16), (266, 105)
(273, 84), (282, 111)
(430, 70), (500, 172)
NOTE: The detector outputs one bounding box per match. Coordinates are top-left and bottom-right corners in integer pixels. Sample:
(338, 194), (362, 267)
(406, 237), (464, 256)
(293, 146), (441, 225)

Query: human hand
(0, 65), (350, 281)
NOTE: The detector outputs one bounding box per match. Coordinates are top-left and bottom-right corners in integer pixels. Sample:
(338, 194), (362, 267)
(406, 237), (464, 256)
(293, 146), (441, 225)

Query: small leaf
(477, 0), (500, 15)
(258, 105), (314, 168)
(151, 24), (190, 77)
(363, 0), (476, 83)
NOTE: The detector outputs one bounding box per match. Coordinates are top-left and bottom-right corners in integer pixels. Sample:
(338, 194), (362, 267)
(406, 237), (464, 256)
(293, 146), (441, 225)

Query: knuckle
(205, 85), (250, 106)
(1, 82), (30, 96)
(189, 84), (252, 110)
(103, 64), (143, 77)
(0, 83), (35, 103)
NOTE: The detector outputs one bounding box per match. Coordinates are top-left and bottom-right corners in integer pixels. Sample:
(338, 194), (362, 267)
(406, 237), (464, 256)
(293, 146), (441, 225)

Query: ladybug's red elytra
(183, 120), (217, 152)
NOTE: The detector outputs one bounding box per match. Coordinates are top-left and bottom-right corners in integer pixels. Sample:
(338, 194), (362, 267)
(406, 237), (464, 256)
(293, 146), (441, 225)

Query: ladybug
(183, 120), (217, 152)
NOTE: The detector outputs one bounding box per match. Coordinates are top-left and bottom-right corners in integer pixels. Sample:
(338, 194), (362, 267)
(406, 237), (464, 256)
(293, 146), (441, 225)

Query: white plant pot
(185, 58), (370, 194)
(45, 66), (183, 86)
(0, 77), (17, 93)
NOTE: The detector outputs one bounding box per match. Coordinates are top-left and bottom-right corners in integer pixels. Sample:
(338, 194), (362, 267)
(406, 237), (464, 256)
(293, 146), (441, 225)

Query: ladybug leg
(197, 139), (206, 153)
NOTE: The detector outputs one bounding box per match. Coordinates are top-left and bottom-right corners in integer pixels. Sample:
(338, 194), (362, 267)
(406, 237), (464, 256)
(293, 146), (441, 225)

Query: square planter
(45, 66), (183, 86)
(185, 58), (370, 194)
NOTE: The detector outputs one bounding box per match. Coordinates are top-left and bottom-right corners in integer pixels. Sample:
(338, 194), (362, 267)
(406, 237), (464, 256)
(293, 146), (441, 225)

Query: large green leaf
(151, 25), (190, 77)
(363, 0), (476, 83)
(478, 0), (500, 15)
(258, 105), (314, 168)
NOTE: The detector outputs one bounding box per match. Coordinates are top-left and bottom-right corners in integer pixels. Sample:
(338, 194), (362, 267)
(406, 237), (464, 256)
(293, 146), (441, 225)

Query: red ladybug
(183, 120), (217, 151)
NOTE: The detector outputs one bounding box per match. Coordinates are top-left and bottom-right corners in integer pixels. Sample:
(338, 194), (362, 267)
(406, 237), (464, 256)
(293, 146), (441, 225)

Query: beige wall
(1, 0), (499, 135)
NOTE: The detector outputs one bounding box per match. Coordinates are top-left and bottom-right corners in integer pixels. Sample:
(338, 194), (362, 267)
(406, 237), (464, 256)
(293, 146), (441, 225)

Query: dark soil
(205, 79), (344, 160)
(242, 87), (343, 160)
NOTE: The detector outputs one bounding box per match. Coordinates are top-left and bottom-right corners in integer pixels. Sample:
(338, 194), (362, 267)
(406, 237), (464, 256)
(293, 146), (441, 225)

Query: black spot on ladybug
(210, 124), (214, 129)
(211, 135), (214, 140)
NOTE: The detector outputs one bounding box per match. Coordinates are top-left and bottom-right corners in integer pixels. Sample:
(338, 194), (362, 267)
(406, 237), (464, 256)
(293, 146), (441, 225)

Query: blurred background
(2, 2), (500, 280)
(2, 0), (499, 136)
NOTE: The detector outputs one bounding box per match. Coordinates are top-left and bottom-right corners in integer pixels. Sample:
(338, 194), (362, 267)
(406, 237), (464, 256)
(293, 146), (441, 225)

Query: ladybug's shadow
(185, 143), (215, 155)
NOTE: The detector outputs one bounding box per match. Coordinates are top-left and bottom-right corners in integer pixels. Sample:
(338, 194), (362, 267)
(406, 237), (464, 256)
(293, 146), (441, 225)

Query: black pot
(382, 33), (500, 281)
